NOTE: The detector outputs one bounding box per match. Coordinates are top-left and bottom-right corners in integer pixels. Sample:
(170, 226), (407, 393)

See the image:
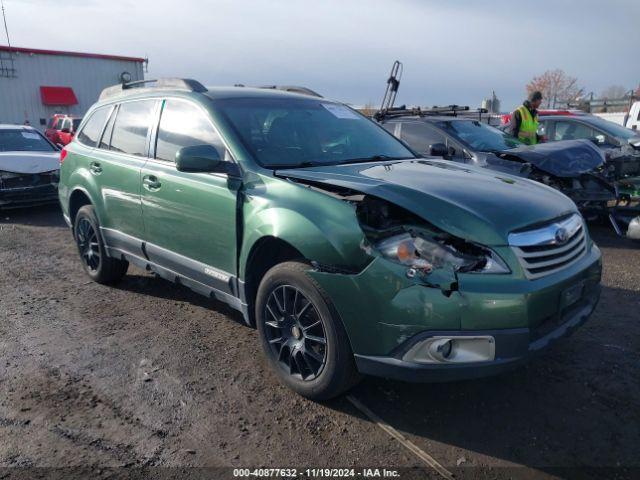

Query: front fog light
(402, 336), (495, 364)
(435, 339), (453, 359)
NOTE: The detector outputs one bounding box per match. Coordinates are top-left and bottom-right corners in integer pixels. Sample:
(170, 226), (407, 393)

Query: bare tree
(358, 102), (377, 118)
(526, 69), (583, 108)
(600, 85), (628, 100)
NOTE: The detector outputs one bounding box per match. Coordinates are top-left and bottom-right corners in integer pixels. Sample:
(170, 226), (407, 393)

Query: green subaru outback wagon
(59, 79), (602, 399)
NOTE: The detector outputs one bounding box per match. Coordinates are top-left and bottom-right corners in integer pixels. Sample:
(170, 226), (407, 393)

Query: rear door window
(110, 100), (157, 156)
(155, 99), (227, 162)
(400, 122), (447, 154)
(553, 121), (594, 141)
(77, 108), (110, 147)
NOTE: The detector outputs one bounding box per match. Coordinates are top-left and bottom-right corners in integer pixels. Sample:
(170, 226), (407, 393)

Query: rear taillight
(60, 147), (68, 164)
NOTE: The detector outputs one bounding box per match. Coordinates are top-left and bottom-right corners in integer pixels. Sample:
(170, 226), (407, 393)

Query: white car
(0, 125), (60, 209)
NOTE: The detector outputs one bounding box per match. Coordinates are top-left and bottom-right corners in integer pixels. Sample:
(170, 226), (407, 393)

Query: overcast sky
(4, 0), (639, 110)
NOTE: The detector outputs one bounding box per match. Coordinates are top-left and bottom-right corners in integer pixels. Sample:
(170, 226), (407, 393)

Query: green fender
(238, 177), (371, 280)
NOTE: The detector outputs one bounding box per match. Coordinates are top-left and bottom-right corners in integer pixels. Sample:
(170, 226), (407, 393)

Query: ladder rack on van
(99, 78), (207, 101)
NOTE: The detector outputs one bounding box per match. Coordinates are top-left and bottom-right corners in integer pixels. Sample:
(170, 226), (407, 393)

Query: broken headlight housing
(375, 233), (510, 274)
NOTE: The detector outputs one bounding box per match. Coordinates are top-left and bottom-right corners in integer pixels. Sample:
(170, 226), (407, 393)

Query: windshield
(72, 118), (83, 131)
(0, 129), (56, 152)
(215, 97), (416, 168)
(436, 120), (522, 152)
(584, 116), (640, 141)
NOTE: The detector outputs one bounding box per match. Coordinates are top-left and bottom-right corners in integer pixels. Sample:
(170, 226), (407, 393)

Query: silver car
(0, 125), (60, 209)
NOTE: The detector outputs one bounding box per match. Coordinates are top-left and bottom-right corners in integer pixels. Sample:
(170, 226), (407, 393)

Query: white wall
(592, 112), (626, 126)
(0, 51), (144, 129)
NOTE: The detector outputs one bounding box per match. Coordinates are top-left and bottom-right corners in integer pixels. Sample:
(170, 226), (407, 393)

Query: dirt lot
(1, 205), (639, 479)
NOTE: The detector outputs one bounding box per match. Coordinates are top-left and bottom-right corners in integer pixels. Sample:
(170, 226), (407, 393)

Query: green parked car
(59, 79), (602, 400)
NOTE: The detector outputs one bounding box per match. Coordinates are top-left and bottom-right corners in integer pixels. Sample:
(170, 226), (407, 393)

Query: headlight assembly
(0, 171), (22, 180)
(375, 232), (509, 275)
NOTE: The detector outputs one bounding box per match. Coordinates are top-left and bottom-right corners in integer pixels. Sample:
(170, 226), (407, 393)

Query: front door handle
(142, 175), (161, 190)
(89, 162), (102, 174)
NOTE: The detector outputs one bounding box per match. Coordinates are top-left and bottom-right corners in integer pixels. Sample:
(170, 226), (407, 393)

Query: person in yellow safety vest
(510, 91), (543, 145)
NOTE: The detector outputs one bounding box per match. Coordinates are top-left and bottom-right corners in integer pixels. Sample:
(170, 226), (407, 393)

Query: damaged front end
(524, 170), (615, 221)
(603, 146), (640, 200)
(278, 170), (601, 367)
(0, 170), (60, 209)
(355, 196), (509, 293)
(485, 139), (617, 221)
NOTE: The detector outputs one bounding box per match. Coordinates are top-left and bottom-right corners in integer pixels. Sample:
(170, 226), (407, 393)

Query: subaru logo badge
(555, 227), (569, 244)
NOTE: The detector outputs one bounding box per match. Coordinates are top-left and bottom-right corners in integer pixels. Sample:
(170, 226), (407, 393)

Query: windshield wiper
(339, 155), (414, 165)
(270, 161), (319, 169)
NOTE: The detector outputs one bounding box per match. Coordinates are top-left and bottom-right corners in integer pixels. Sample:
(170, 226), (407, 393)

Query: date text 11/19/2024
(233, 468), (401, 478)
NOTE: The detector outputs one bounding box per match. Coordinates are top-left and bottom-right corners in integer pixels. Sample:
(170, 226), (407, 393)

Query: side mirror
(175, 145), (240, 176)
(429, 143), (448, 157)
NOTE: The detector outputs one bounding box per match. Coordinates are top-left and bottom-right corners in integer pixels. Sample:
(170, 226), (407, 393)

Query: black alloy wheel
(263, 285), (327, 381)
(76, 216), (101, 271)
(73, 204), (128, 284)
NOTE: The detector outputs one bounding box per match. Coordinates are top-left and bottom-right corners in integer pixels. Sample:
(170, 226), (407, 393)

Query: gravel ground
(1, 205), (638, 480)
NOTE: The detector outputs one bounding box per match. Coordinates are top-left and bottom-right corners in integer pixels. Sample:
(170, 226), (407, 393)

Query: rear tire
(256, 261), (360, 400)
(73, 205), (128, 284)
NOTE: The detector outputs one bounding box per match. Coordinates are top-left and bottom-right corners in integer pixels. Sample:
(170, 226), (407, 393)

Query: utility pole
(1, 0), (11, 49)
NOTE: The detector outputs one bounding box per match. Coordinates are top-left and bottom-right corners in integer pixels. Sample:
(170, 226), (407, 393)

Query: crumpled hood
(498, 139), (604, 177)
(0, 151), (60, 174)
(278, 158), (577, 246)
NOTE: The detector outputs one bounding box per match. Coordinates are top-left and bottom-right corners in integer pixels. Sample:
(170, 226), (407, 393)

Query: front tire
(256, 261), (360, 400)
(73, 205), (128, 284)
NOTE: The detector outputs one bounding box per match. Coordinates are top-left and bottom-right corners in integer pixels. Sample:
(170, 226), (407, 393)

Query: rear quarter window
(109, 100), (157, 156)
(77, 108), (110, 147)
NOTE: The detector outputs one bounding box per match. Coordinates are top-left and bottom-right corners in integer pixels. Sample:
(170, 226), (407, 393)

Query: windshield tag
(321, 103), (361, 120)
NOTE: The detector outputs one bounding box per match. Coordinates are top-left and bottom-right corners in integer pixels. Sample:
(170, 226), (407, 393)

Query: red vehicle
(44, 114), (82, 146)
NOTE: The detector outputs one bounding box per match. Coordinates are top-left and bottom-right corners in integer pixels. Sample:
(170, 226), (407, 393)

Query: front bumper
(309, 243), (602, 383)
(0, 184), (59, 209)
(354, 288), (599, 382)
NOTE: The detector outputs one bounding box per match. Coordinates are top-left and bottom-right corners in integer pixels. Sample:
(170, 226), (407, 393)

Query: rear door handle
(89, 162), (102, 174)
(142, 175), (161, 190)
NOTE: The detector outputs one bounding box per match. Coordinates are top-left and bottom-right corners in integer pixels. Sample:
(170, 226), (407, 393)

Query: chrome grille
(509, 214), (587, 280)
